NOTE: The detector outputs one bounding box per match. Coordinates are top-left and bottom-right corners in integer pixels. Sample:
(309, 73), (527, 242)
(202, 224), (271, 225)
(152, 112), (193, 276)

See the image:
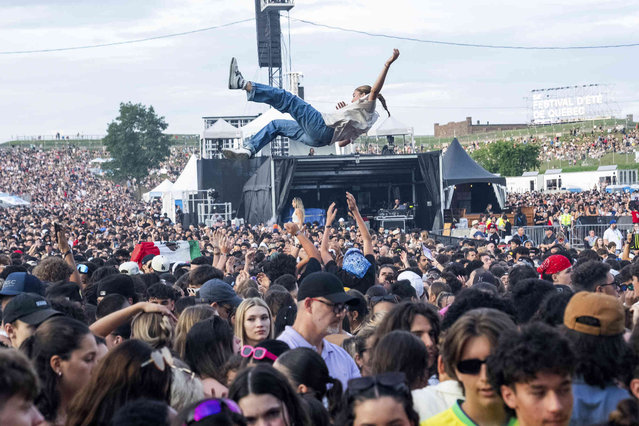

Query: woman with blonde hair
(173, 305), (217, 358)
(292, 197), (305, 228)
(130, 311), (174, 350)
(234, 297), (274, 347)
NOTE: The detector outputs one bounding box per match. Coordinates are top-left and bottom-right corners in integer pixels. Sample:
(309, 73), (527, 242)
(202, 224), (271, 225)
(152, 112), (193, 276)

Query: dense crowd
(462, 126), (638, 166)
(3, 144), (639, 426)
(2, 171), (639, 425)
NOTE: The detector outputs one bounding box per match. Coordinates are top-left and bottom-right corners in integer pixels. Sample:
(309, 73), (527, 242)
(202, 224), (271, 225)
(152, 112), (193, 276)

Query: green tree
(103, 102), (171, 180)
(471, 141), (540, 177)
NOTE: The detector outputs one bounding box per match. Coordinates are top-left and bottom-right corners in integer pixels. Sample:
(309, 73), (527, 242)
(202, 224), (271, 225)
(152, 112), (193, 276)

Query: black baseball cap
(297, 272), (356, 305)
(0, 272), (44, 297)
(97, 274), (135, 300)
(3, 293), (61, 325)
(199, 279), (242, 307)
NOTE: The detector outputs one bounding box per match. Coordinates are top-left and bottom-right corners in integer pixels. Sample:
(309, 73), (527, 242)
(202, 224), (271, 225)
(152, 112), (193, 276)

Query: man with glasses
(278, 271), (360, 388)
(571, 260), (618, 297)
(197, 278), (242, 322)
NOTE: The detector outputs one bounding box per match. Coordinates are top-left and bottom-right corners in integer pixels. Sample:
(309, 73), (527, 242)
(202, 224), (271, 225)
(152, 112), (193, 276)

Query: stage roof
(291, 154), (421, 187)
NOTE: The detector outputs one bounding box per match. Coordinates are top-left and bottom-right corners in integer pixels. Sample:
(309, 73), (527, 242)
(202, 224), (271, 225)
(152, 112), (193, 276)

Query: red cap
(537, 254), (571, 276)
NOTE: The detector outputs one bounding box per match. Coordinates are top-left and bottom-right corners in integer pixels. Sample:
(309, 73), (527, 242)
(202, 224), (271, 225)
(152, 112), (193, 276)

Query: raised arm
(284, 222), (321, 263)
(321, 203), (338, 265)
(346, 192), (373, 256)
(369, 49), (399, 101)
(90, 302), (176, 338)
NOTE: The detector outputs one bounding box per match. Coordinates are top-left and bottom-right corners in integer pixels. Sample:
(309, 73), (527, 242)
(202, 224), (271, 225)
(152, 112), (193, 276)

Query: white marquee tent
(203, 118), (242, 139)
(142, 178), (173, 202)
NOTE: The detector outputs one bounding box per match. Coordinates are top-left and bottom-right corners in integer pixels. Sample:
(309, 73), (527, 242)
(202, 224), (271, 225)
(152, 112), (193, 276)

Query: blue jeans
(244, 83), (334, 154)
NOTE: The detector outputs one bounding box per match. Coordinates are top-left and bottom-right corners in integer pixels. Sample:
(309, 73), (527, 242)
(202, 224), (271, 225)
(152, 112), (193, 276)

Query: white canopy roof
(142, 178), (174, 202)
(170, 154), (198, 197)
(367, 115), (414, 136)
(241, 109), (294, 138)
(203, 119), (242, 139)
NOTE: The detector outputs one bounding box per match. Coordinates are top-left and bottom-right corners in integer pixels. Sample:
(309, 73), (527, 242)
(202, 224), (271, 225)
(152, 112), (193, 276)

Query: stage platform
(196, 153), (444, 230)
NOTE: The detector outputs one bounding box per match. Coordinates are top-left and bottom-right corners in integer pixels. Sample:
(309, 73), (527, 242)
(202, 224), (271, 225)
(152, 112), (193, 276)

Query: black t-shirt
(325, 253), (376, 294)
(299, 257), (322, 283)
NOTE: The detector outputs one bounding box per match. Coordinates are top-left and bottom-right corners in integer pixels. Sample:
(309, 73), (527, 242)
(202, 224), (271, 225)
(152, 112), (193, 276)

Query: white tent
(142, 178), (173, 202)
(367, 115), (414, 137)
(240, 109), (294, 138)
(171, 155), (198, 195)
(203, 119), (242, 139)
(161, 154), (199, 222)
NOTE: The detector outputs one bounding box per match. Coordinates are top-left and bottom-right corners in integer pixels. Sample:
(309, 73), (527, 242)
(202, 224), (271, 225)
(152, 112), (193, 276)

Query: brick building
(434, 117), (528, 138)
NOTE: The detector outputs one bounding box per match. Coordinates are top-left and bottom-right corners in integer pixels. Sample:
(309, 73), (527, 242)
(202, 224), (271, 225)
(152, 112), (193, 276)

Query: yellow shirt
(421, 401), (518, 426)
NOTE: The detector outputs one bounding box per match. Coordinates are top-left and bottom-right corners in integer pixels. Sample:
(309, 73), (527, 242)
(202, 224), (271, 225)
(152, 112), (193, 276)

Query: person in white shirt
(603, 219), (623, 253)
(223, 49), (400, 159)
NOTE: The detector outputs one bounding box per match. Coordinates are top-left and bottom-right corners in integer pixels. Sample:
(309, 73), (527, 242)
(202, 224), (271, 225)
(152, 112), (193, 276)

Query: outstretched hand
(386, 48), (400, 66)
(326, 202), (337, 226)
(346, 192), (359, 214)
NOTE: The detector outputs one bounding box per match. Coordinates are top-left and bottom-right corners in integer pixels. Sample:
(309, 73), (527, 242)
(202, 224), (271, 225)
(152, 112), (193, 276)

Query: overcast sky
(1, 0), (638, 142)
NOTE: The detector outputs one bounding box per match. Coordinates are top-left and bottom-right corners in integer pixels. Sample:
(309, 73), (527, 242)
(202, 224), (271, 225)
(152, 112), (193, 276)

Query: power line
(291, 18), (639, 50)
(0, 18), (254, 55)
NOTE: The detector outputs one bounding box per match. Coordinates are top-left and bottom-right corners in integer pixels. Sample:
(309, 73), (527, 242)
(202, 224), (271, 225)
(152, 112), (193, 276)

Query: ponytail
(377, 93), (390, 117)
(326, 377), (343, 420)
(355, 85), (391, 117)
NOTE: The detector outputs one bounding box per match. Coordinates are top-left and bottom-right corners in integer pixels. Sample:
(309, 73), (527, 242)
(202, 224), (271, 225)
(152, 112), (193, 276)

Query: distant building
(201, 115), (258, 159)
(434, 117), (528, 138)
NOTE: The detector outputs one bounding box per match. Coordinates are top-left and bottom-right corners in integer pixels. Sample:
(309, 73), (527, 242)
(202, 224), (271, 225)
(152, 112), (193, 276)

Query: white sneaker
(228, 57), (247, 90)
(222, 146), (252, 160)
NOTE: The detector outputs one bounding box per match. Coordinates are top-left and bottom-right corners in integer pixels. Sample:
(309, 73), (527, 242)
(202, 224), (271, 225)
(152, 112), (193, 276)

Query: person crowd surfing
(222, 49), (399, 159)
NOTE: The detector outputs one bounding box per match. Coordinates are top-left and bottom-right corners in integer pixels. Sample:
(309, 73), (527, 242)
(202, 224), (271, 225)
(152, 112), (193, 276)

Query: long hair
(65, 339), (172, 426)
(229, 364), (310, 426)
(355, 85), (390, 117)
(275, 347), (343, 419)
(131, 312), (174, 349)
(173, 305), (216, 358)
(21, 316), (91, 422)
(185, 317), (234, 383)
(292, 197), (305, 224)
(234, 297), (274, 346)
(370, 330), (429, 390)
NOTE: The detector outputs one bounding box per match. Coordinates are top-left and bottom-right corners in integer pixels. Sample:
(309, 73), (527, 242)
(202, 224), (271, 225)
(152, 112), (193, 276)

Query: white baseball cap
(151, 255), (170, 273)
(118, 261), (141, 275)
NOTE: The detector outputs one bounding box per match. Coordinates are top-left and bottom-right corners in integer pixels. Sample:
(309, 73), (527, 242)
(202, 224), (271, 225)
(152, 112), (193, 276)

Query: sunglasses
(347, 372), (409, 398)
(309, 298), (347, 314)
(457, 358), (487, 375)
(141, 347), (196, 379)
(184, 398), (243, 425)
(621, 284), (635, 292)
(370, 295), (398, 305)
(240, 345), (278, 362)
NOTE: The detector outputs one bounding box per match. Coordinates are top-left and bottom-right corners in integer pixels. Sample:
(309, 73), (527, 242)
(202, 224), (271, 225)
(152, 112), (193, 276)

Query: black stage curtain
(418, 152), (443, 231)
(197, 158), (268, 213)
(240, 159), (273, 225)
(274, 158), (297, 223)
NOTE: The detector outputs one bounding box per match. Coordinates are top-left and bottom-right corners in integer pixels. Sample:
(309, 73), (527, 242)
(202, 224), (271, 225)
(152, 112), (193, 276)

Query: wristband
(62, 250), (72, 258)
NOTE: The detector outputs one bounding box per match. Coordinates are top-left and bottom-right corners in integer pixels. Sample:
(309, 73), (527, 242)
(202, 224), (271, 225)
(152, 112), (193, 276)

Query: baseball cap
(97, 274), (135, 300)
(297, 272), (356, 305)
(471, 220), (479, 226)
(397, 271), (424, 298)
(610, 219), (617, 224)
(0, 272), (44, 297)
(199, 279), (242, 307)
(141, 254), (155, 264)
(119, 261), (141, 275)
(151, 255), (170, 273)
(564, 292), (624, 336)
(3, 293), (61, 325)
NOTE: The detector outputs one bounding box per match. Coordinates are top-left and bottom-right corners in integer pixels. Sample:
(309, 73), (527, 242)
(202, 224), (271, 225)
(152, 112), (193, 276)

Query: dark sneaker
(228, 57), (246, 90)
(222, 146), (252, 160)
